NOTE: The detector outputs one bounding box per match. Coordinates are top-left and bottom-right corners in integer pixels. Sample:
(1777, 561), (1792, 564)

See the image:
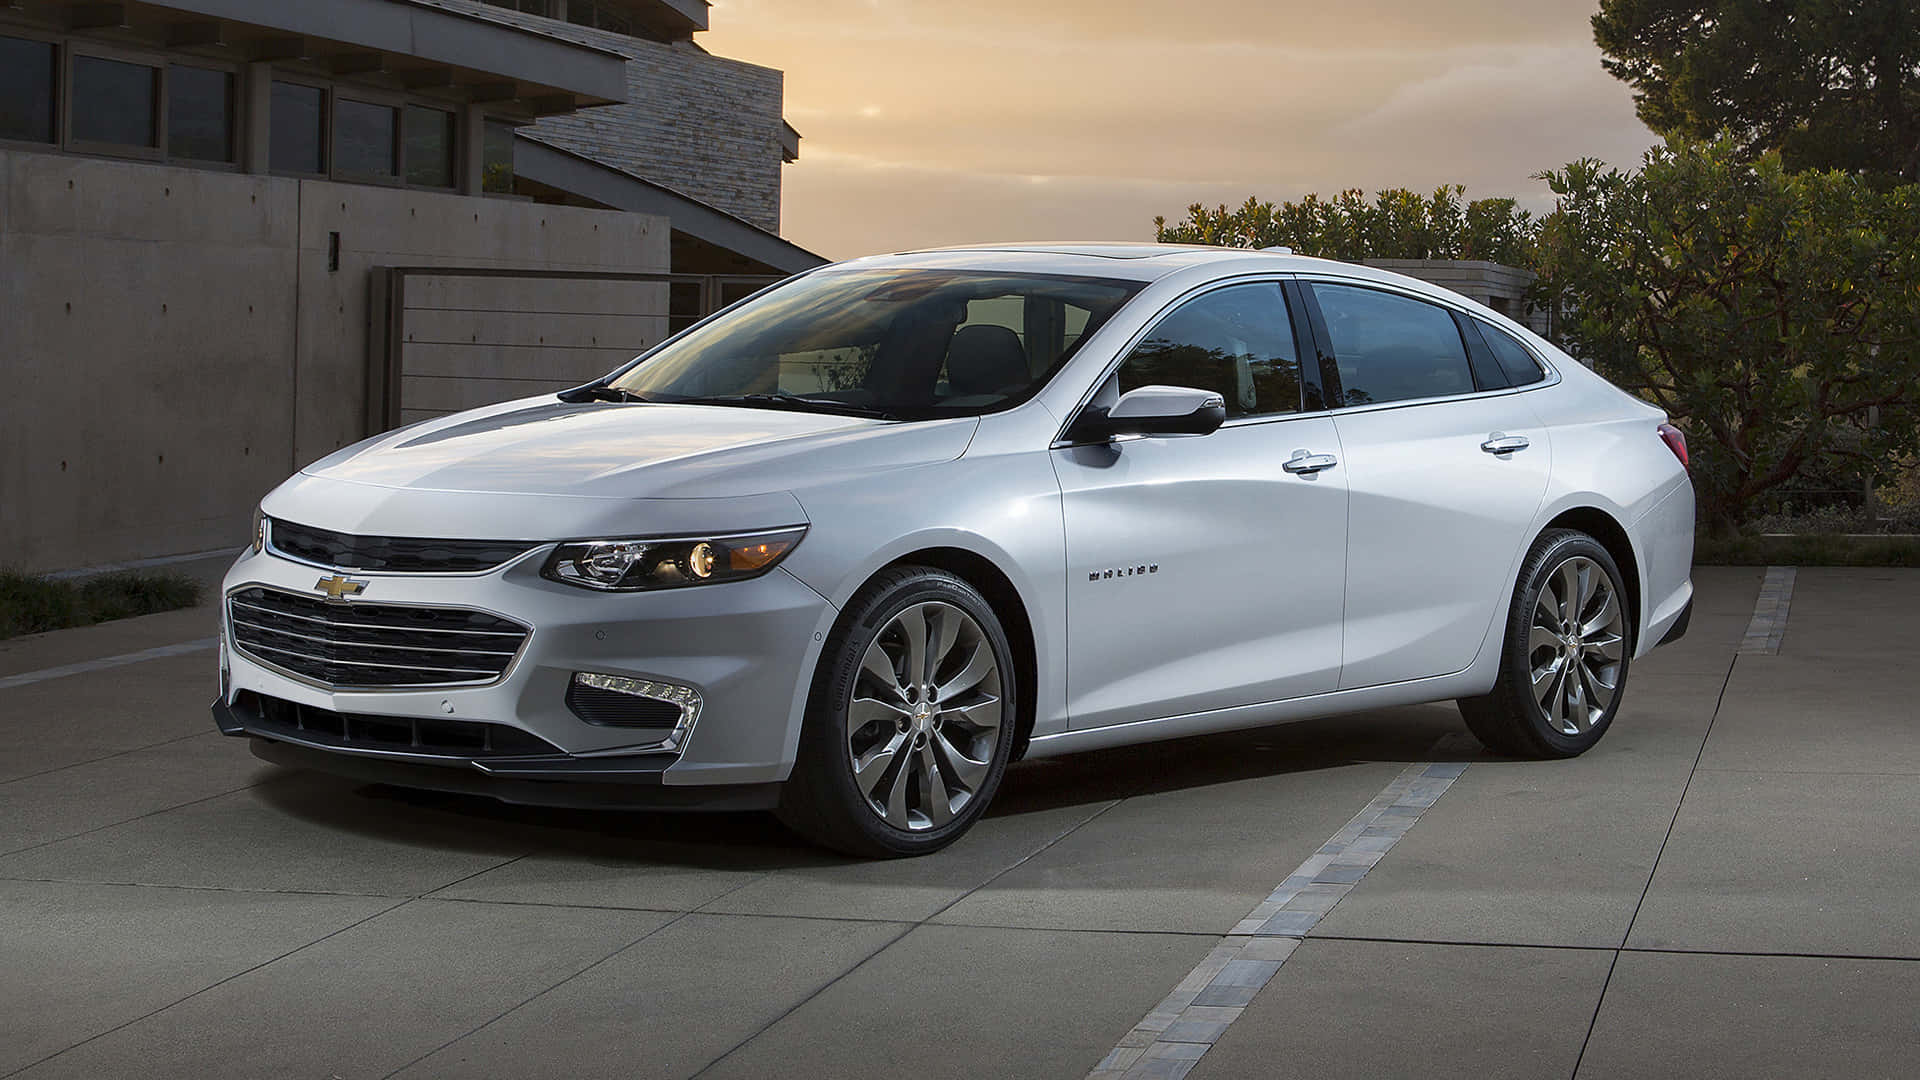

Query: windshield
(604, 269), (1143, 420)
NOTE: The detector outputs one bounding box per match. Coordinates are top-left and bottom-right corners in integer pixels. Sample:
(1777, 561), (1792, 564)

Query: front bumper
(216, 543), (838, 791)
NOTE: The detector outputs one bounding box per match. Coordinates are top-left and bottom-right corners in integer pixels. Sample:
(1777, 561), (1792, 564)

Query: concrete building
(1363, 259), (1554, 341)
(0, 0), (822, 572)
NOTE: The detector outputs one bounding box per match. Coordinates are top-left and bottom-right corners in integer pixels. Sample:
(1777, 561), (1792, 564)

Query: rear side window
(1117, 283), (1301, 419)
(1310, 283), (1473, 406)
(1478, 320), (1547, 386)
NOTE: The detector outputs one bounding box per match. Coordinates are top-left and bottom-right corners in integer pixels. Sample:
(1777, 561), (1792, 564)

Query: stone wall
(425, 0), (789, 232)
(0, 150), (667, 572)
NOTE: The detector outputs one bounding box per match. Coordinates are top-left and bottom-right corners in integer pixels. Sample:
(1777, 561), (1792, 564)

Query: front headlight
(542, 527), (806, 591)
(250, 506), (266, 553)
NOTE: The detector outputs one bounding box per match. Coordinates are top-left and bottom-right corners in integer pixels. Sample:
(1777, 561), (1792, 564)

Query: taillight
(1657, 423), (1688, 470)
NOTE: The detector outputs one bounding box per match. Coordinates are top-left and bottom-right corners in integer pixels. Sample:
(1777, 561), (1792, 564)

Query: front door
(1052, 281), (1349, 730)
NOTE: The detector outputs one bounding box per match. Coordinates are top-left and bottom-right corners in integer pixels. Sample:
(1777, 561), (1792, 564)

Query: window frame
(1294, 276), (1560, 416)
(165, 60), (242, 169)
(400, 102), (459, 191)
(0, 28), (64, 151)
(330, 91), (405, 186)
(267, 73), (331, 179)
(1054, 274), (1324, 447)
(1109, 279), (1312, 425)
(63, 41), (166, 162)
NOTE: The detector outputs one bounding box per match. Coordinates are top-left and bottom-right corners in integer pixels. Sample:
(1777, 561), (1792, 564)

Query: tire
(1458, 529), (1632, 759)
(777, 566), (1018, 858)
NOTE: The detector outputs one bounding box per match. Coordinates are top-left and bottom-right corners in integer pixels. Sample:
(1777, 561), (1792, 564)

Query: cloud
(703, 1), (1658, 258)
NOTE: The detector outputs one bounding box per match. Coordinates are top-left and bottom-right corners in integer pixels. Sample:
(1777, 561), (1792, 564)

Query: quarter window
(270, 80), (325, 174)
(1311, 283), (1474, 406)
(1477, 321), (1547, 386)
(71, 55), (159, 148)
(167, 65), (234, 163)
(0, 36), (57, 144)
(1117, 283), (1302, 420)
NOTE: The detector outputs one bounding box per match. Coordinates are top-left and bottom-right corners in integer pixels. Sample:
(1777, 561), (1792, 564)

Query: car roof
(829, 241), (1444, 291)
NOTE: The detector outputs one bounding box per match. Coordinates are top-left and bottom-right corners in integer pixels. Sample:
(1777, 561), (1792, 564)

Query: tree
(1535, 138), (1920, 531)
(1593, 0), (1920, 182)
(1153, 186), (1539, 267)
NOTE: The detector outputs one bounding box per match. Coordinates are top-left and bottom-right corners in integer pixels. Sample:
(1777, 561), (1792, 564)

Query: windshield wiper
(558, 384), (651, 404)
(669, 392), (901, 421)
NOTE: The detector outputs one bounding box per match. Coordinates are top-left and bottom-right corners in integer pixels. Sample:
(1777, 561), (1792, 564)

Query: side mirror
(1068, 385), (1227, 442)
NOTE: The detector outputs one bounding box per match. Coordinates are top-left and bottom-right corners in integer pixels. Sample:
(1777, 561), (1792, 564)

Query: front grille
(241, 692), (560, 758)
(227, 586), (530, 688)
(269, 519), (536, 573)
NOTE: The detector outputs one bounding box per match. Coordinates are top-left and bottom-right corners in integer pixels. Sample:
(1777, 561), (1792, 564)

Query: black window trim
(1467, 315), (1550, 388)
(1295, 275), (1561, 417)
(1052, 273), (1322, 447)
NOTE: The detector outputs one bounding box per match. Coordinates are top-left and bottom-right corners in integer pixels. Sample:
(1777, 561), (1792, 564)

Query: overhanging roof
(515, 134), (826, 276)
(142, 0), (629, 104)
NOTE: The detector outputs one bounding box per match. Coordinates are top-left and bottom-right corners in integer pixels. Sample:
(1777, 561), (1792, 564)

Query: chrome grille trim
(226, 586), (531, 690)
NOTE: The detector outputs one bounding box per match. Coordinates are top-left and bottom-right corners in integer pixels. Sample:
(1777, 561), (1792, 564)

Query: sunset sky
(701, 0), (1662, 261)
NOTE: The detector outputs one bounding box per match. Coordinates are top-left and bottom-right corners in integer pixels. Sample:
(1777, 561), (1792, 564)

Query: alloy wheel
(1527, 555), (1626, 735)
(844, 601), (1003, 831)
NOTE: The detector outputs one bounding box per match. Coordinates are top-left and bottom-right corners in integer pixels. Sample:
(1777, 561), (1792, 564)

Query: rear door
(1052, 280), (1349, 730)
(1300, 280), (1551, 690)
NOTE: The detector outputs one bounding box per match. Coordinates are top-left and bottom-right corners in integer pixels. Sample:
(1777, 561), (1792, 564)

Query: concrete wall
(0, 150), (667, 573)
(426, 0), (789, 232)
(395, 274), (670, 424)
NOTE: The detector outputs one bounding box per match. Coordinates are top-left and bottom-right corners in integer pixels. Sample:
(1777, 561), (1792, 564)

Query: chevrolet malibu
(214, 244), (1695, 857)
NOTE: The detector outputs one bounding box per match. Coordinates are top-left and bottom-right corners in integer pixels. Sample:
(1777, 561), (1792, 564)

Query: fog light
(568, 672), (702, 752)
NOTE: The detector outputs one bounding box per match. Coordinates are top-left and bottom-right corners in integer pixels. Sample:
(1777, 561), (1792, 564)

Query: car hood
(299, 396), (980, 500)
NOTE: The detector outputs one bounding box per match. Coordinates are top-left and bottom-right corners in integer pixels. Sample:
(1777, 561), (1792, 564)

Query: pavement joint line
(0, 730), (218, 787)
(1569, 639), (1741, 1077)
(0, 769), (281, 860)
(1736, 565), (1796, 654)
(1087, 751), (1470, 1080)
(0, 637), (217, 692)
(375, 877), (766, 1080)
(686, 795), (1128, 1079)
(40, 546), (243, 580)
(0, 896), (415, 1080)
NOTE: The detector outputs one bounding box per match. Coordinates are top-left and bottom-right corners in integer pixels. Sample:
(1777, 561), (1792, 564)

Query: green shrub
(0, 569), (203, 639)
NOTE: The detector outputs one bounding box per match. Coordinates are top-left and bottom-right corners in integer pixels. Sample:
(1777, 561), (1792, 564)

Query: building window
(482, 120), (515, 193)
(334, 98), (398, 179)
(0, 36), (58, 144)
(568, 1), (633, 35)
(270, 80), (325, 174)
(484, 0), (554, 15)
(71, 54), (159, 149)
(166, 65), (234, 163)
(402, 105), (455, 188)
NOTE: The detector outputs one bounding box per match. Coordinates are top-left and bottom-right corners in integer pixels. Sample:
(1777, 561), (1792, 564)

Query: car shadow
(250, 701), (1493, 872)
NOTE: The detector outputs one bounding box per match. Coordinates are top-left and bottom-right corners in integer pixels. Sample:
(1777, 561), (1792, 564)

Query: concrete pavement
(2, 565), (1915, 1078)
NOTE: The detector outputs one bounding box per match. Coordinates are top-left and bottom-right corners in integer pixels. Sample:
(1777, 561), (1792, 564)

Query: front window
(607, 269), (1143, 420)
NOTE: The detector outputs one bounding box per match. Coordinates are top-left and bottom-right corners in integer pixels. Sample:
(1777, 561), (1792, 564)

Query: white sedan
(216, 244), (1695, 856)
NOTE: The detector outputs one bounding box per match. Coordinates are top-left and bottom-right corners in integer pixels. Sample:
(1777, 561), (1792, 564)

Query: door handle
(1481, 433), (1530, 455)
(1284, 450), (1339, 474)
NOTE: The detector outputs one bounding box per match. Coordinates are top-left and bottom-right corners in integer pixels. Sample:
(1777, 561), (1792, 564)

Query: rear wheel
(778, 566), (1016, 857)
(1458, 529), (1631, 758)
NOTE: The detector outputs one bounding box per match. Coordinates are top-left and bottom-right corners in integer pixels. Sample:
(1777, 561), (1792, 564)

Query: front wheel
(1458, 529), (1631, 758)
(778, 566), (1017, 857)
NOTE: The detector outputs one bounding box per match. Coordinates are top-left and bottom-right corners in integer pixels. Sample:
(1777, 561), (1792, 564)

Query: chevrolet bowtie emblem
(315, 574), (368, 601)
